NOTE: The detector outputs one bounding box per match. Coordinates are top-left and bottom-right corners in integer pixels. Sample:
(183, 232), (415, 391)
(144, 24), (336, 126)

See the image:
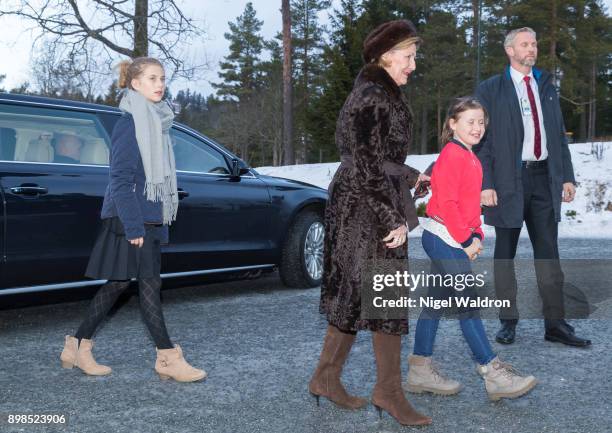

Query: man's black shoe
(545, 323), (591, 347)
(545, 319), (575, 333)
(495, 322), (516, 344)
(560, 319), (575, 333)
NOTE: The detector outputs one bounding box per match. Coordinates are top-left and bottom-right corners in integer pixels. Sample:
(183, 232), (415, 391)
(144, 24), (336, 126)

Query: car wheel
(279, 211), (324, 288)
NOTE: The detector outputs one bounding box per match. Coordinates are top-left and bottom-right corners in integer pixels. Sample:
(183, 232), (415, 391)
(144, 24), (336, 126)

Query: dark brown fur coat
(319, 63), (421, 335)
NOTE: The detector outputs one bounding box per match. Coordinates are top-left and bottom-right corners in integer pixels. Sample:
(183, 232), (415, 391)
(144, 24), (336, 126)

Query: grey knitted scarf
(119, 89), (178, 225)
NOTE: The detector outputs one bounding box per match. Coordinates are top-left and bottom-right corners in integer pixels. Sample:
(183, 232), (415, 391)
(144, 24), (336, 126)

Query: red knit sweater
(426, 139), (484, 247)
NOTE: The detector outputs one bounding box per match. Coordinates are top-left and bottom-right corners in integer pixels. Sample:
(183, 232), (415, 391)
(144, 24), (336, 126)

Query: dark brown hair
(117, 57), (164, 89)
(440, 96), (489, 147)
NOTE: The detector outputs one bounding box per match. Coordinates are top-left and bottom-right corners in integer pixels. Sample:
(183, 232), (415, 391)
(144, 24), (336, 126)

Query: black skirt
(85, 217), (164, 281)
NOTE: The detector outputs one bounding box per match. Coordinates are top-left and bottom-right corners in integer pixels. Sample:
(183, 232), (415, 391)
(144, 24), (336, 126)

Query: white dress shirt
(509, 66), (548, 161)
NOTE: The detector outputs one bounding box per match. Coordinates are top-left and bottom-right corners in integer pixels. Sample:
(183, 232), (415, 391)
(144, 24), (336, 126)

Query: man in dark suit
(475, 27), (590, 347)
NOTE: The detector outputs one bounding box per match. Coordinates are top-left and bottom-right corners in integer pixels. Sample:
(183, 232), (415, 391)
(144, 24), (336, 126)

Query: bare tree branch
(1, 0), (209, 81)
(67, 0), (134, 56)
(90, 0), (133, 20)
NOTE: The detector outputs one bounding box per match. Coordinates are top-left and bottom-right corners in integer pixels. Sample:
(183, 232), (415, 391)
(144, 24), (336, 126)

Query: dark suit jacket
(474, 66), (575, 228)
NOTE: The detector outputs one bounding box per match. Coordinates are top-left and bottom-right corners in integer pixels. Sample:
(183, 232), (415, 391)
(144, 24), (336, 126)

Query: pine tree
(416, 6), (473, 151)
(561, 0), (612, 140)
(308, 0), (363, 162)
(212, 2), (266, 162)
(177, 0), (611, 165)
(255, 39), (285, 166)
(291, 0), (331, 163)
(213, 2), (265, 101)
(480, 0), (521, 78)
(103, 81), (121, 107)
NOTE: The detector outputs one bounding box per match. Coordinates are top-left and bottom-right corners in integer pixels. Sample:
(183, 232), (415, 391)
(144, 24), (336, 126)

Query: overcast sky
(0, 0), (333, 97)
(1, 0), (610, 98)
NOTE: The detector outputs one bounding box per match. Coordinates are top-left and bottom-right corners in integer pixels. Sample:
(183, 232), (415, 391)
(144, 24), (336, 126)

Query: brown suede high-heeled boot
(371, 332), (431, 426)
(60, 336), (112, 376)
(155, 345), (207, 382)
(308, 325), (367, 409)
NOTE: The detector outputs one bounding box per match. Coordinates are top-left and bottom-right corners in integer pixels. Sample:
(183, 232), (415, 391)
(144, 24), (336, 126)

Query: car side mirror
(230, 158), (249, 178)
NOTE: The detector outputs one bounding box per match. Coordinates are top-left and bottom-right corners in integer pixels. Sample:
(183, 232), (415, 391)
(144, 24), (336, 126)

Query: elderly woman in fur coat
(308, 20), (432, 426)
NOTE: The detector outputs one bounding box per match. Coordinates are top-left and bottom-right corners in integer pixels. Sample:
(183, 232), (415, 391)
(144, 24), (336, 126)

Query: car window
(0, 104), (110, 165)
(171, 128), (230, 175)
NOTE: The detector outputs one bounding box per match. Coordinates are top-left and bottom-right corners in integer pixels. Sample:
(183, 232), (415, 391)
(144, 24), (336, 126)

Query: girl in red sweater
(405, 97), (537, 401)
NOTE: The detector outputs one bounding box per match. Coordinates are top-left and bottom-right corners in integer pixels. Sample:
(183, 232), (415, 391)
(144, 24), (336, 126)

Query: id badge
(520, 98), (532, 116)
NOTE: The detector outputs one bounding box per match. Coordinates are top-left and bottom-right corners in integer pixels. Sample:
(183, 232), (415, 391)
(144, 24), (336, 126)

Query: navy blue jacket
(101, 113), (169, 243)
(474, 66), (575, 228)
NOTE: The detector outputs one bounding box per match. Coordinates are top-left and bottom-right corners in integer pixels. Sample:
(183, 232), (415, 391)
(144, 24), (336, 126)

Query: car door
(163, 127), (275, 272)
(0, 103), (110, 290)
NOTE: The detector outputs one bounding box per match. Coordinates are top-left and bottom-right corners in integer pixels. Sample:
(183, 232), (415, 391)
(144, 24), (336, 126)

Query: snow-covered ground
(256, 142), (612, 239)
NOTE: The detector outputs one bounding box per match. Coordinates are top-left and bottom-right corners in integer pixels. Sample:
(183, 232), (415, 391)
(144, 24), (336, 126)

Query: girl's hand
(129, 237), (144, 248)
(463, 238), (483, 260)
(383, 225), (408, 249)
(414, 173), (431, 190)
(480, 189), (498, 207)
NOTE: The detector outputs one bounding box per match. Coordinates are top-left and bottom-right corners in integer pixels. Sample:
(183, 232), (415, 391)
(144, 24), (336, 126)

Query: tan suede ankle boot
(60, 336), (111, 376)
(76, 339), (112, 376)
(60, 335), (78, 369)
(155, 345), (207, 382)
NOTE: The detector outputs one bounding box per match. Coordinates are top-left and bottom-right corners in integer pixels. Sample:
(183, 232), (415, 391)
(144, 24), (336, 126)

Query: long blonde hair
(440, 96), (489, 147)
(117, 57), (164, 89)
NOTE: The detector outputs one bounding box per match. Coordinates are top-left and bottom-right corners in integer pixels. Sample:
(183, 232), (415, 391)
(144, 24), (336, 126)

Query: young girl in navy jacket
(405, 97), (536, 401)
(60, 57), (205, 383)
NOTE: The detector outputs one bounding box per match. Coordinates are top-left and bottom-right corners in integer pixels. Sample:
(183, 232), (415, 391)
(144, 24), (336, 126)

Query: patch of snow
(256, 142), (612, 239)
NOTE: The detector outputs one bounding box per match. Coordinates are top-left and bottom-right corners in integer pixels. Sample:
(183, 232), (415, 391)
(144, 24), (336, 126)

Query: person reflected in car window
(52, 132), (83, 164)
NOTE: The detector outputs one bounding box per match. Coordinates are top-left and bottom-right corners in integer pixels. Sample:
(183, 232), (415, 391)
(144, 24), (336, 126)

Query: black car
(0, 93), (326, 295)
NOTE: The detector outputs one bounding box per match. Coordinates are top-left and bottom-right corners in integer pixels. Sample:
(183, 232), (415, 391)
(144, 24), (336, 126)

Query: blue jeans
(413, 230), (496, 365)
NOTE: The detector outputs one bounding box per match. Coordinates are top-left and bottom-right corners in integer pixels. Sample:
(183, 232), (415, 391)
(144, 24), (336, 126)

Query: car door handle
(178, 189), (189, 200)
(10, 186), (48, 195)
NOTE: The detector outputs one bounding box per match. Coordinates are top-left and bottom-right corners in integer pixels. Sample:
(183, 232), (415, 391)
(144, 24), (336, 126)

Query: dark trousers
(493, 164), (565, 329)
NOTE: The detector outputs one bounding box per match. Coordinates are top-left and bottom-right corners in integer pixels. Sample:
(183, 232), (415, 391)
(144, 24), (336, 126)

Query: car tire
(279, 211), (324, 288)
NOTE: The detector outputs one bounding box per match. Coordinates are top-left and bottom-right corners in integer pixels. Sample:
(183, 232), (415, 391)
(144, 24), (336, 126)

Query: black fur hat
(362, 19), (420, 64)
